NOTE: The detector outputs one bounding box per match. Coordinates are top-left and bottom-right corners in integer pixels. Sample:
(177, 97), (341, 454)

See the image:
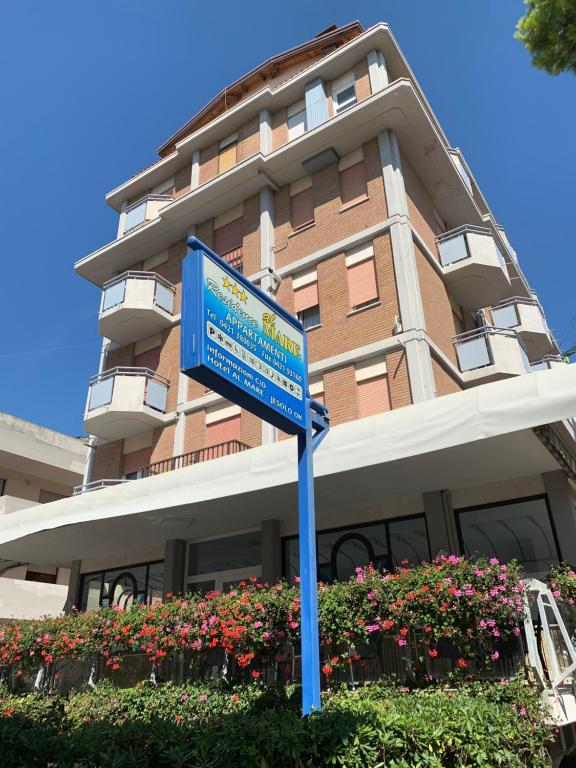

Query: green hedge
(0, 678), (553, 767)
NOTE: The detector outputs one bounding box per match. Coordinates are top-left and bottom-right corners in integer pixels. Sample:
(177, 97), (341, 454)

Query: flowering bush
(548, 563), (576, 605)
(0, 557), (526, 681)
(318, 556), (526, 677)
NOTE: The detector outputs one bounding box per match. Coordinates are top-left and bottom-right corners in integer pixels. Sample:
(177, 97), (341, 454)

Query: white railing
(122, 194), (173, 235)
(87, 368), (169, 413)
(73, 479), (133, 496)
(531, 355), (566, 372)
(101, 271), (175, 314)
(453, 326), (529, 373)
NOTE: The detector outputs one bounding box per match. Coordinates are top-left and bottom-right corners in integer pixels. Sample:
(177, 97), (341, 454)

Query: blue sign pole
(298, 411), (320, 713)
(180, 236), (329, 717)
(301, 396), (330, 714)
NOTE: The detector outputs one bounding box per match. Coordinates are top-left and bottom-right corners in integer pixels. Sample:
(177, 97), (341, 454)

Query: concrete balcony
(99, 271), (176, 346)
(121, 194), (173, 236)
(84, 368), (170, 441)
(0, 496), (40, 517)
(453, 327), (530, 384)
(490, 297), (555, 362)
(437, 226), (511, 310)
(530, 355), (567, 373)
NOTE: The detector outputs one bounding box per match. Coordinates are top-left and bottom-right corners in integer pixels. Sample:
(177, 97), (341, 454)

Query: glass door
(186, 567), (262, 596)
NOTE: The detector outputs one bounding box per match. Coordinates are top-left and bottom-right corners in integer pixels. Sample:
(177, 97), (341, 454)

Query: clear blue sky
(0, 1), (574, 436)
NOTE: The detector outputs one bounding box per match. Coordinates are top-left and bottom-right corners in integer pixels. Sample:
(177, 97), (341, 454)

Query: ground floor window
(456, 495), (559, 575)
(79, 561), (164, 611)
(283, 515), (430, 584)
(186, 530), (261, 595)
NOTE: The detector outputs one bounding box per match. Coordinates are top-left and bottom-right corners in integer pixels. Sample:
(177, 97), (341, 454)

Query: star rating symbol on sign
(222, 275), (248, 303)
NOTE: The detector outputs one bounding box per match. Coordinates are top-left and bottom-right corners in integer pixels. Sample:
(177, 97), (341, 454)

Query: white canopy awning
(1, 367), (575, 565)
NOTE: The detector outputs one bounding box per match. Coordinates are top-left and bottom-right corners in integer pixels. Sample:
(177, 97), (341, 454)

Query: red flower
(428, 649), (438, 658)
(322, 664), (333, 677)
(251, 670), (261, 679)
(456, 658), (468, 669)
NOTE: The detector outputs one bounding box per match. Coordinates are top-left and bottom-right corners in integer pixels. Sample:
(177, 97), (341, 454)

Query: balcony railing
(101, 271), (175, 315)
(139, 440), (251, 478)
(73, 479), (133, 496)
(491, 296), (543, 329)
(87, 368), (169, 413)
(453, 326), (529, 374)
(122, 194), (173, 235)
(437, 225), (507, 269)
(530, 355), (566, 372)
(219, 246), (243, 273)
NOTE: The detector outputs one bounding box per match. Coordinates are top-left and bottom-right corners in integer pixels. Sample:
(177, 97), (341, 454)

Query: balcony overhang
(75, 155), (267, 286)
(0, 413), (87, 487)
(104, 24), (434, 211)
(77, 81), (482, 287)
(1, 366), (575, 566)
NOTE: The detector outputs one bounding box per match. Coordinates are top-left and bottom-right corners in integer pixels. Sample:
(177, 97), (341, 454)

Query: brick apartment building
(0, 21), (575, 614)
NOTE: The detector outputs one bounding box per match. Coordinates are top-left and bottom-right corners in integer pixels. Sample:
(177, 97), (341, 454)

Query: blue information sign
(181, 237), (307, 434)
(181, 236), (329, 716)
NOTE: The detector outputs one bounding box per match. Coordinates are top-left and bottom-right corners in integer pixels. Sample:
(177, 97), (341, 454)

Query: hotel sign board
(181, 238), (307, 435)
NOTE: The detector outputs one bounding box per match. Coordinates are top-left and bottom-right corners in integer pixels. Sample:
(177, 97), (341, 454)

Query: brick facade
(274, 137), (388, 270)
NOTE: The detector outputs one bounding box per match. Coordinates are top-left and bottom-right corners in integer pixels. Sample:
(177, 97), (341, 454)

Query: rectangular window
(218, 134), (237, 174)
(214, 214), (243, 271)
(287, 99), (307, 141)
(293, 269), (319, 328)
(456, 496), (559, 575)
(122, 446), (152, 478)
(283, 515), (429, 584)
(290, 177), (314, 231)
(339, 148), (367, 208)
(205, 403), (241, 446)
(79, 560), (164, 611)
(346, 242), (378, 310)
(355, 357), (391, 418)
(332, 71), (357, 114)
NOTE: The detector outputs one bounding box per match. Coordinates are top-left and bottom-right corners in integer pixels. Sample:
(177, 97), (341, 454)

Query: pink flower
(489, 558), (499, 565)
(180, 693), (190, 702)
(253, 621), (263, 629)
(491, 651), (500, 661)
(198, 695), (208, 702)
(397, 638), (407, 646)
(366, 624), (380, 633)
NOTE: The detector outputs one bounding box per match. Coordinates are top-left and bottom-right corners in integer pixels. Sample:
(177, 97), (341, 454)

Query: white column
(259, 110), (272, 156)
(191, 150), (200, 190)
(173, 229), (196, 457)
(173, 374), (189, 457)
(259, 186), (277, 444)
(367, 49), (388, 93)
(378, 130), (435, 402)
